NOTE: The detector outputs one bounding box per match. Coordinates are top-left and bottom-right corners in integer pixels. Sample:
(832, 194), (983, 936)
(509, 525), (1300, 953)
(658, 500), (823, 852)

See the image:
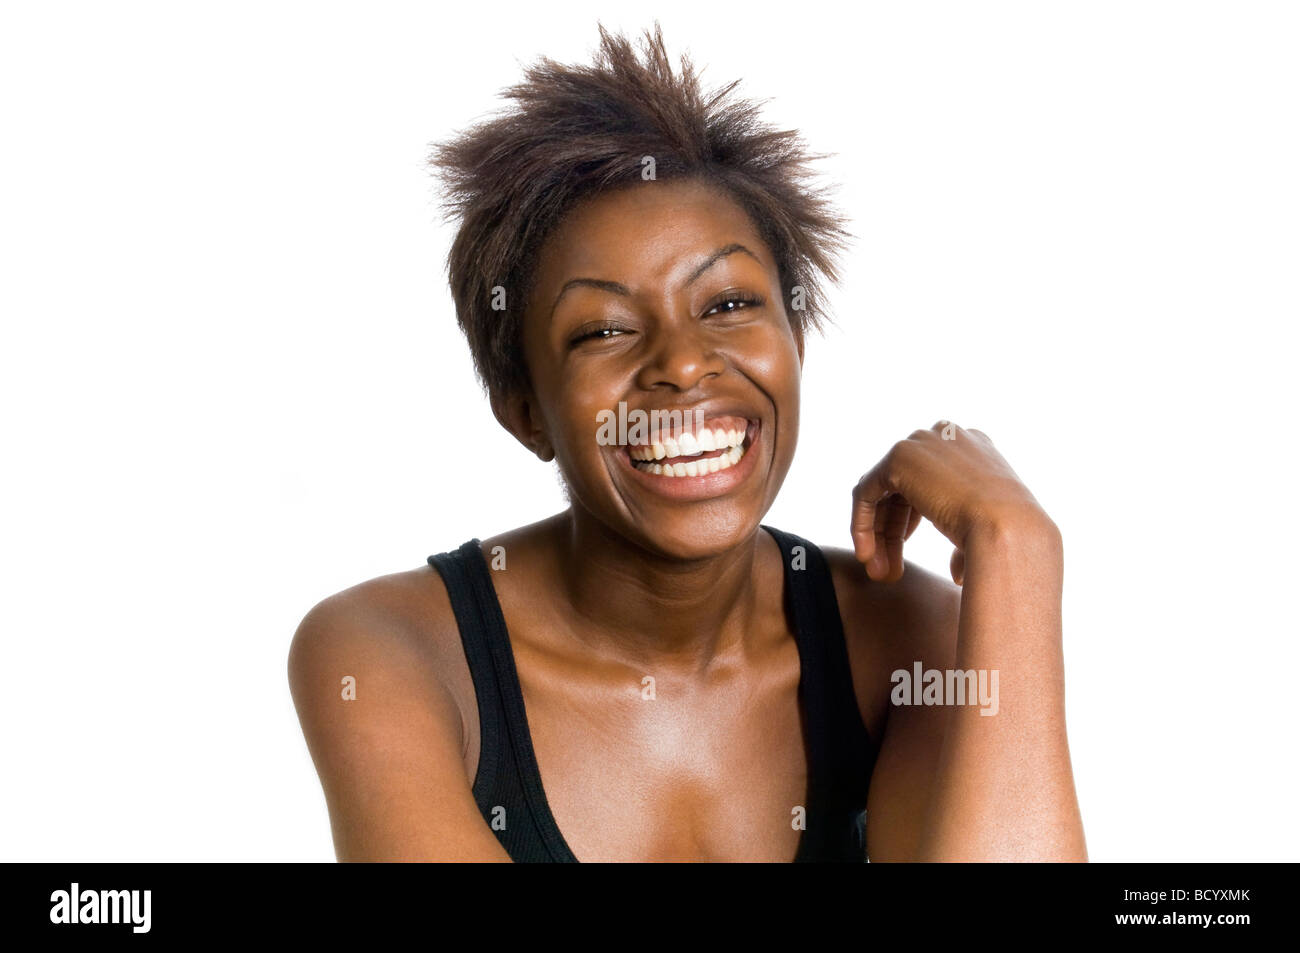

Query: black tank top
(427, 525), (877, 862)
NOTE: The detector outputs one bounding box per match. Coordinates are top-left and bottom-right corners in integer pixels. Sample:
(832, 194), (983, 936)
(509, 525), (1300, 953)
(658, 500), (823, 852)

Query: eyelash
(704, 291), (765, 316)
(569, 322), (628, 345)
(568, 293), (765, 346)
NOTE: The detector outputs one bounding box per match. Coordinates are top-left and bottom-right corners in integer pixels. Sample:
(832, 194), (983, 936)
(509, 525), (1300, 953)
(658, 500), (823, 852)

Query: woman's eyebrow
(548, 243), (760, 320)
(549, 278), (632, 320)
(685, 243), (759, 285)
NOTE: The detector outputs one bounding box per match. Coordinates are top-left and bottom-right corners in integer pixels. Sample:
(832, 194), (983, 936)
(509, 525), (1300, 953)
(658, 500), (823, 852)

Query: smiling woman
(286, 22), (1087, 863)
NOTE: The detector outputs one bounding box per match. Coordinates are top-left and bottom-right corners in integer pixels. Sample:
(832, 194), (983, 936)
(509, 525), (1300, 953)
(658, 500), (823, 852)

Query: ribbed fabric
(427, 525), (876, 862)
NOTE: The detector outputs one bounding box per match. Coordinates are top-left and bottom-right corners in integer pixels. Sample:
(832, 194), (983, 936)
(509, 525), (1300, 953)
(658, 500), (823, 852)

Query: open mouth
(625, 418), (755, 478)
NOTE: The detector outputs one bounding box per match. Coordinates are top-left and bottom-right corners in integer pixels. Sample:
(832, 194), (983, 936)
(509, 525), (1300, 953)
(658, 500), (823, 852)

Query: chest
(465, 620), (814, 862)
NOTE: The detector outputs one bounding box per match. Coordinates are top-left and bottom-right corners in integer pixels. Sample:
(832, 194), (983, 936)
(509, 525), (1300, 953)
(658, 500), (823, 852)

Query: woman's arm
(288, 590), (510, 862)
(915, 516), (1083, 860)
(854, 422), (1086, 861)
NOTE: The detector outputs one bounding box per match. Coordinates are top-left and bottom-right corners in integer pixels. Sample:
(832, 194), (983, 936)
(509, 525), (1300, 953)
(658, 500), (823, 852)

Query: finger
(880, 495), (912, 582)
(902, 506), (923, 541)
(950, 547), (966, 586)
(850, 459), (895, 567)
(867, 492), (890, 580)
(868, 493), (899, 581)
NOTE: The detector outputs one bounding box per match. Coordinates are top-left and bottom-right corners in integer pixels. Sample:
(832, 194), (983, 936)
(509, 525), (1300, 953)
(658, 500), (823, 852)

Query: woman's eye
(570, 324), (628, 346)
(704, 293), (764, 317)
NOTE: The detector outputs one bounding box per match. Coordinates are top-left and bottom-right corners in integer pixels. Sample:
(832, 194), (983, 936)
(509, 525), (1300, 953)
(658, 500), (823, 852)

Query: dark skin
(288, 177), (1087, 861)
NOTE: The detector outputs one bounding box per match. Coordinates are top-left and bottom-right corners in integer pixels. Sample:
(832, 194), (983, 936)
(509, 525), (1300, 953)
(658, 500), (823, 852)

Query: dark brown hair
(429, 22), (852, 400)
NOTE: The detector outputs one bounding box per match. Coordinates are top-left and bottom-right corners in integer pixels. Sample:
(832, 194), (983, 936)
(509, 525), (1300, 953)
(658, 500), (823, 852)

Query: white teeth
(631, 434), (748, 477)
(626, 420), (753, 477)
(627, 425), (747, 460)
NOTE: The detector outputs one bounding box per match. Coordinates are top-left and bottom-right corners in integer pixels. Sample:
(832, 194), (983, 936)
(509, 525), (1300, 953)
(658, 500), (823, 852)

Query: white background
(1, 1), (1295, 861)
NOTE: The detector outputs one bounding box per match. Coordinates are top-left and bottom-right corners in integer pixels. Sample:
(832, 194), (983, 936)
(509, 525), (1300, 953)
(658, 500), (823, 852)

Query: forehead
(529, 178), (774, 295)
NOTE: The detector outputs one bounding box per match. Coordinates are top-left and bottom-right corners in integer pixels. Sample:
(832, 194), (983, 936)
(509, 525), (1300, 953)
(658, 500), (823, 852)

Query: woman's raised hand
(850, 421), (1057, 584)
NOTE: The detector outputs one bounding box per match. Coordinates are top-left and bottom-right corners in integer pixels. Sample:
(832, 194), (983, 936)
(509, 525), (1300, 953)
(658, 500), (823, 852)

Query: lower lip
(616, 421), (762, 501)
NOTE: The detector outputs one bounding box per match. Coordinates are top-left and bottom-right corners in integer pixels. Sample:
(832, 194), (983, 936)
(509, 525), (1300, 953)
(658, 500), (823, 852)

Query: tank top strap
(761, 525), (876, 861)
(427, 540), (578, 862)
(426, 540), (504, 805)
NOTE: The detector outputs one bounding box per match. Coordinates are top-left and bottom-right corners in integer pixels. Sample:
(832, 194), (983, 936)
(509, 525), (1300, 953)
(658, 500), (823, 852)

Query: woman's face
(517, 177), (803, 560)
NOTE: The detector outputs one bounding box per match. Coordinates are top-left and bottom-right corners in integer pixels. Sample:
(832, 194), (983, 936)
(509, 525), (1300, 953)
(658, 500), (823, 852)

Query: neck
(550, 506), (767, 674)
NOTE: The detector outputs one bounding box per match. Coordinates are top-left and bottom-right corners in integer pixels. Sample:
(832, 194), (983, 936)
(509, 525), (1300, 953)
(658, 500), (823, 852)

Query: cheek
(730, 323), (802, 460)
(545, 387), (617, 477)
(728, 321), (803, 390)
(525, 343), (614, 453)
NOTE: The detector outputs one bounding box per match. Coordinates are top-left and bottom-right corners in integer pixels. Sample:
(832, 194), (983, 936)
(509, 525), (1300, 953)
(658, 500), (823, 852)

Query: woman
(288, 24), (1086, 862)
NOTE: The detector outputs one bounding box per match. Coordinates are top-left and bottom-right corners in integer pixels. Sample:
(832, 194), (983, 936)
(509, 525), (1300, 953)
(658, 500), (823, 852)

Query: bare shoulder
(285, 568), (462, 744)
(822, 546), (961, 661)
(818, 544), (963, 739)
(286, 564), (507, 861)
(288, 565), (467, 695)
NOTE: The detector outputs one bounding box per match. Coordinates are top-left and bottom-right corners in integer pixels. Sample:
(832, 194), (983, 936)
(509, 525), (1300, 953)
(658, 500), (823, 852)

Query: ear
(490, 387), (554, 462)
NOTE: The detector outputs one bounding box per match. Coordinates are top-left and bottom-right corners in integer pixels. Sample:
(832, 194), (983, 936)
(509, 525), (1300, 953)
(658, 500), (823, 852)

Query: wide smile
(615, 415), (761, 501)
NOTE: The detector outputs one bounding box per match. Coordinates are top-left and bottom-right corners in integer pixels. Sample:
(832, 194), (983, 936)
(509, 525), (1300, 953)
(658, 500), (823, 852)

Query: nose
(634, 322), (726, 392)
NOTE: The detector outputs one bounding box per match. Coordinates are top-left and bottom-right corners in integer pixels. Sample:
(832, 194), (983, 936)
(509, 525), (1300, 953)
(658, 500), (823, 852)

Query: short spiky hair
(430, 22), (851, 400)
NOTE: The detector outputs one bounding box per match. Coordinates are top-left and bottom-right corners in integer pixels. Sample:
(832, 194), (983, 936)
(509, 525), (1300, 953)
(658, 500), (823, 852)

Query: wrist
(965, 503), (1063, 563)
